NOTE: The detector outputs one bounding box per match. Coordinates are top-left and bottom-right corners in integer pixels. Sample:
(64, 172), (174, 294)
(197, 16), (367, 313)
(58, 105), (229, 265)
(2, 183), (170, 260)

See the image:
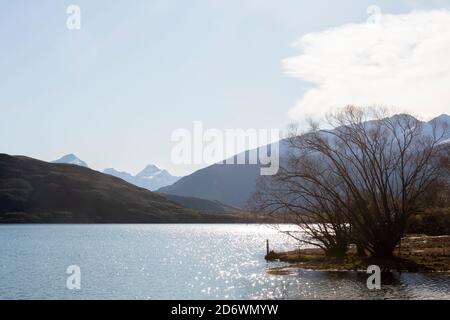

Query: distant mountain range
(159, 114), (450, 208)
(103, 165), (180, 191)
(0, 154), (253, 223)
(51, 154), (180, 191)
(49, 154), (237, 212)
(5, 113), (448, 217)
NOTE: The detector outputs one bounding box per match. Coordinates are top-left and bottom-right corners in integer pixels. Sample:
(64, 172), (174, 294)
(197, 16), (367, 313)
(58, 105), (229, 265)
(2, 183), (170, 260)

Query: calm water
(0, 224), (449, 300)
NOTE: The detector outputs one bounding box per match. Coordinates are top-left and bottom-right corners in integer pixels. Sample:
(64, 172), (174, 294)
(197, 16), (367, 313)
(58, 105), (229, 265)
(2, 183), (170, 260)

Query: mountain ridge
(103, 164), (180, 191)
(159, 113), (450, 208)
(0, 154), (251, 223)
(51, 154), (181, 191)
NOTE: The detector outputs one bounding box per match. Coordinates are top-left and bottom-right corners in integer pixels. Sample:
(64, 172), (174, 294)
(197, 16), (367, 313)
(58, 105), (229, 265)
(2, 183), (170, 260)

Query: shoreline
(0, 220), (292, 225)
(265, 235), (450, 274)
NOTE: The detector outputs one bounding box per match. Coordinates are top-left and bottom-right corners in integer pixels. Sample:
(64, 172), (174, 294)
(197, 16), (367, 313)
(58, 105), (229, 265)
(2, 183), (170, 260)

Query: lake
(0, 224), (449, 299)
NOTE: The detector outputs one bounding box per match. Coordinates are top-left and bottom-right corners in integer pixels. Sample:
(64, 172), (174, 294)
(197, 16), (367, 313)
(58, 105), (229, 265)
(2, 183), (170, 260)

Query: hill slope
(159, 193), (240, 212)
(0, 154), (243, 223)
(158, 163), (262, 208)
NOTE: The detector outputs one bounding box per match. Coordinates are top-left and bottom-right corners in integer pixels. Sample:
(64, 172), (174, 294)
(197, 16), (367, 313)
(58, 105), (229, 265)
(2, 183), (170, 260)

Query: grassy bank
(266, 235), (450, 274)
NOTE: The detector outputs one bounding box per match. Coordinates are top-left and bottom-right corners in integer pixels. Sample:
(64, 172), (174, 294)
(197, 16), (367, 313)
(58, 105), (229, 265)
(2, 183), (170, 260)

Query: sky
(1, 0), (450, 176)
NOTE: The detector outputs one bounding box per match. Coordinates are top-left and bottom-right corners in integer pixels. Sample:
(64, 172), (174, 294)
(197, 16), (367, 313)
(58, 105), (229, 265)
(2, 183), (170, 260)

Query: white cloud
(284, 9), (450, 121)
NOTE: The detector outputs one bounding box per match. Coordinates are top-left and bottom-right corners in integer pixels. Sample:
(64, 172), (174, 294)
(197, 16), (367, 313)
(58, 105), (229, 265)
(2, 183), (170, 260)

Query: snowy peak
(136, 164), (161, 178)
(52, 154), (89, 167)
(135, 164), (181, 190)
(103, 164), (181, 191)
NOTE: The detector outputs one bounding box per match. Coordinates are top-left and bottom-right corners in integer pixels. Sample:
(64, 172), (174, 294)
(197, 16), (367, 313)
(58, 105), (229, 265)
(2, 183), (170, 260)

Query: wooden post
(266, 239), (270, 255)
(443, 238), (446, 256)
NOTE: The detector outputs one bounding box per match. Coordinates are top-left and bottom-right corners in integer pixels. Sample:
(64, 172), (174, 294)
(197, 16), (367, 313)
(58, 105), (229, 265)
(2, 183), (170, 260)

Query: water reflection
(256, 270), (450, 300)
(0, 224), (448, 300)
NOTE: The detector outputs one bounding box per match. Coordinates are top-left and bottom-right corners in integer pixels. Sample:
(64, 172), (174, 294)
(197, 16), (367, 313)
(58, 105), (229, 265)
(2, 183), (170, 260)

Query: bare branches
(251, 106), (450, 258)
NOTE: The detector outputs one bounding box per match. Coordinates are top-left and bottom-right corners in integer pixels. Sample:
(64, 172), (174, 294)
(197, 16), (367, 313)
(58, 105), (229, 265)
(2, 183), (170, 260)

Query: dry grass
(266, 235), (450, 274)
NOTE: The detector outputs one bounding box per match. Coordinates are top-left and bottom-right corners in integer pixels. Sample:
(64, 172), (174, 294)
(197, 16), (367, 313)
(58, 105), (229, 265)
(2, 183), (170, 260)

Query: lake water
(0, 224), (449, 300)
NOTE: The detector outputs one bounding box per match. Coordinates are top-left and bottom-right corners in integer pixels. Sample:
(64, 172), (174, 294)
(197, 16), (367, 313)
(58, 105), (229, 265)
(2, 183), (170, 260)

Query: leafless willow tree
(253, 153), (353, 257)
(252, 106), (449, 258)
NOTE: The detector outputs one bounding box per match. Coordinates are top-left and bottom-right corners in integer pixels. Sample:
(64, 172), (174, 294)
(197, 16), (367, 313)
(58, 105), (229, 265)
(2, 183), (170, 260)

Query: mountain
(158, 163), (263, 208)
(51, 156), (180, 190)
(136, 164), (160, 177)
(103, 165), (180, 191)
(103, 168), (135, 183)
(433, 114), (450, 123)
(104, 167), (242, 212)
(0, 154), (250, 223)
(159, 114), (450, 208)
(52, 154), (88, 167)
(135, 165), (181, 190)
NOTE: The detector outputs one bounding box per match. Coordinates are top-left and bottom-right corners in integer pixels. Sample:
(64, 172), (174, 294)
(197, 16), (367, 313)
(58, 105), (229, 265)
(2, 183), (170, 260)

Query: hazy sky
(1, 0), (450, 176)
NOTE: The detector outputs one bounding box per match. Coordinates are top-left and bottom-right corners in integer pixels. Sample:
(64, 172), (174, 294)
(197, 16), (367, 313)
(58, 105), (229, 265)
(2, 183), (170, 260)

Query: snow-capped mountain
(51, 153), (180, 190)
(52, 154), (89, 167)
(136, 164), (160, 178)
(103, 165), (181, 191)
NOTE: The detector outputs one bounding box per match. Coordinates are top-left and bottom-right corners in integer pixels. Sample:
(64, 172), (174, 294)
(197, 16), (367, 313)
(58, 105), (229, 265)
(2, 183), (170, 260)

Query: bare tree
(253, 158), (352, 257)
(252, 106), (449, 258)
